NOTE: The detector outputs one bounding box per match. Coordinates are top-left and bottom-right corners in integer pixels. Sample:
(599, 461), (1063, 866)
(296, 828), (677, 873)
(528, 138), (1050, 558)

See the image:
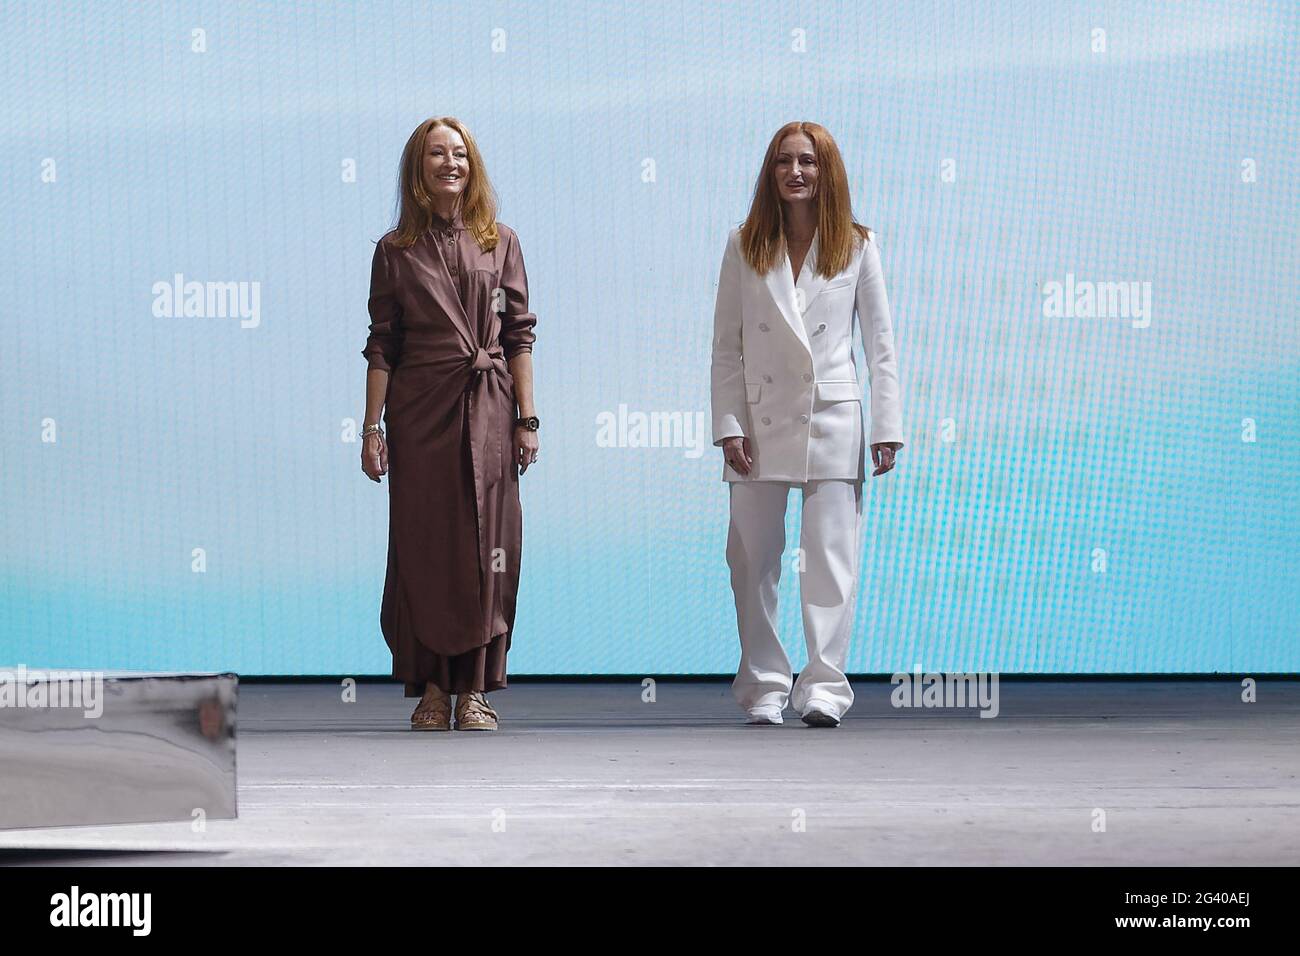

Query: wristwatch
(516, 416), (540, 431)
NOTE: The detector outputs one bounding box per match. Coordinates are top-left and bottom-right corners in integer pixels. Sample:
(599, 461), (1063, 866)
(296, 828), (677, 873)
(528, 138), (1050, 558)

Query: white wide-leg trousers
(726, 478), (864, 720)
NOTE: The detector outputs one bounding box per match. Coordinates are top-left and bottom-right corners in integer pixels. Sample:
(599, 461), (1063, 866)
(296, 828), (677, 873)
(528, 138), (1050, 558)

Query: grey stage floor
(2, 679), (1298, 866)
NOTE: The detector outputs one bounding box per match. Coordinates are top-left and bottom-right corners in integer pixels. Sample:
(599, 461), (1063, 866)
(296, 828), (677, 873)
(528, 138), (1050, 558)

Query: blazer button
(761, 416), (771, 426)
(818, 323), (827, 331)
(758, 323), (769, 332)
(762, 374), (772, 383)
(800, 414), (809, 424)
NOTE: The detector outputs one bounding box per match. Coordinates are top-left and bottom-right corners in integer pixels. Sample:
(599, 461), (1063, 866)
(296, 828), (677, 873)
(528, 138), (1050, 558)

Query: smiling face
(773, 131), (819, 206)
(422, 123), (469, 202)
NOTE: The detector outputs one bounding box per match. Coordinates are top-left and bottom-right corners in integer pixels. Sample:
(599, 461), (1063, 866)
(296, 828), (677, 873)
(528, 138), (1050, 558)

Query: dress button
(762, 374), (772, 383)
(761, 416), (771, 426)
(800, 414), (809, 424)
(803, 373), (812, 382)
(758, 323), (769, 332)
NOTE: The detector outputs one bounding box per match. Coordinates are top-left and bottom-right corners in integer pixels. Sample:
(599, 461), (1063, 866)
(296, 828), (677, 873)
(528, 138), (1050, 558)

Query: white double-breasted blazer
(710, 226), (905, 482)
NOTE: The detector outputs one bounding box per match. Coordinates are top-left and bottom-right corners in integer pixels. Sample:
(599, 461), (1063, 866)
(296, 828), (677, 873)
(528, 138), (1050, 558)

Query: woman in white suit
(711, 121), (905, 728)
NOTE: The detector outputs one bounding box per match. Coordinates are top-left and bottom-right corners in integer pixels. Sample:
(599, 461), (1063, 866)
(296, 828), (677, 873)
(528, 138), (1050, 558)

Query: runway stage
(2, 679), (1297, 866)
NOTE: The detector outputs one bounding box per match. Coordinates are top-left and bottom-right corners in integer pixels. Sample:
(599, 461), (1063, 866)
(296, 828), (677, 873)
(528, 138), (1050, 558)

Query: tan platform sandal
(454, 691), (499, 731)
(410, 685), (452, 731)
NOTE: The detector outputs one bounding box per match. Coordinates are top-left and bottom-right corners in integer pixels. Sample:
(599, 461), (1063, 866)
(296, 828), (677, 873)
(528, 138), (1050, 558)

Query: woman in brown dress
(360, 116), (540, 732)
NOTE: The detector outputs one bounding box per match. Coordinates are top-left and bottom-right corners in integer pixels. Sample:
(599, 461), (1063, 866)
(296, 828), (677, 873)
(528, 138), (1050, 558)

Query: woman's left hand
(871, 442), (902, 477)
(516, 426), (540, 474)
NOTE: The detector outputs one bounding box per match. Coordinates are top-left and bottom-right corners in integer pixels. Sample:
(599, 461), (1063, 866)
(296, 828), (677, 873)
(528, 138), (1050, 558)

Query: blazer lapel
(761, 233), (813, 359)
(797, 229), (831, 316)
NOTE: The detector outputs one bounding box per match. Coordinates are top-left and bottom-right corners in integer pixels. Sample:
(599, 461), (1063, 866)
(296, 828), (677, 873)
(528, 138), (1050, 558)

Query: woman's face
(774, 131), (818, 206)
(422, 124), (469, 202)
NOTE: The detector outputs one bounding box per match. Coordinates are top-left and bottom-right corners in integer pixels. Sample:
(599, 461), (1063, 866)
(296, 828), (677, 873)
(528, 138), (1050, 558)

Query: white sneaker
(746, 707), (784, 725)
(800, 702), (840, 727)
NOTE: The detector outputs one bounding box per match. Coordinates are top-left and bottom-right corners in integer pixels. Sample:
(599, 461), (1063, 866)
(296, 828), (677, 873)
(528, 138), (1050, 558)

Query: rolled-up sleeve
(498, 229), (538, 360)
(856, 230), (905, 448)
(362, 238), (404, 372)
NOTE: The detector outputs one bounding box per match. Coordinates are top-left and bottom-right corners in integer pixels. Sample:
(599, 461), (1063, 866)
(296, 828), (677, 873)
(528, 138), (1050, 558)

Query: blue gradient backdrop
(2, 1), (1297, 675)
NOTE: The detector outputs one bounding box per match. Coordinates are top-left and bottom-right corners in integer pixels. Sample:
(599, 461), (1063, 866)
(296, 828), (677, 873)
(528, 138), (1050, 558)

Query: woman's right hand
(361, 431), (388, 482)
(723, 436), (752, 476)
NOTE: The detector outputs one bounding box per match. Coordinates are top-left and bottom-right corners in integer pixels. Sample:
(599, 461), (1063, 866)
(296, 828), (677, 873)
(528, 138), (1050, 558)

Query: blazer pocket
(745, 382), (762, 403)
(815, 380), (861, 402)
(823, 276), (855, 292)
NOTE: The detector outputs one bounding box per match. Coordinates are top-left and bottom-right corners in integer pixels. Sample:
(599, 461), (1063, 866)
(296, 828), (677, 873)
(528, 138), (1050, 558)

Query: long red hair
(739, 121), (870, 278)
(389, 116), (500, 251)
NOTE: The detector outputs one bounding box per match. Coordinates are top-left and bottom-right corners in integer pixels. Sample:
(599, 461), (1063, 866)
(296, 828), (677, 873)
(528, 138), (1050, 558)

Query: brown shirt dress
(363, 210), (537, 697)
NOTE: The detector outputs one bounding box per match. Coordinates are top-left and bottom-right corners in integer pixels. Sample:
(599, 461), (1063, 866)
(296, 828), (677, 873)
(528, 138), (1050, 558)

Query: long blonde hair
(389, 116), (499, 251)
(739, 121), (870, 278)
